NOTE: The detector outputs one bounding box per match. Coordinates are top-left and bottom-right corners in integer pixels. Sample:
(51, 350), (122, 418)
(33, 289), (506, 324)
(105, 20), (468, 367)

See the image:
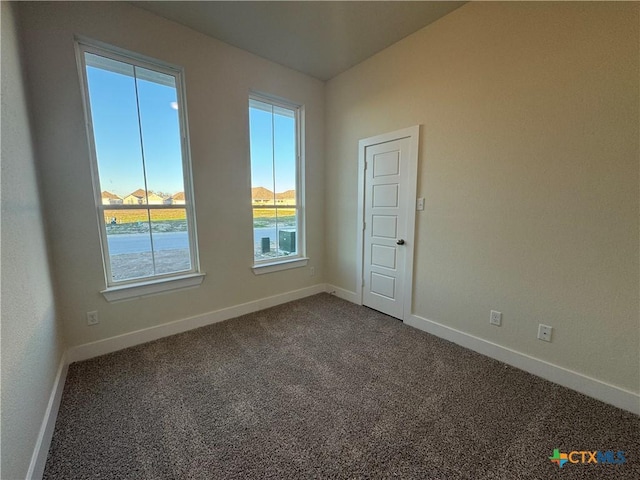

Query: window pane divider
(77, 38), (201, 291)
(249, 92), (303, 267)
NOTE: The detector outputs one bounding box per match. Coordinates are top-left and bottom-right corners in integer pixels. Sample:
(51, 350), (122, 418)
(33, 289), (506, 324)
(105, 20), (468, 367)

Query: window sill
(101, 273), (206, 302)
(252, 257), (308, 275)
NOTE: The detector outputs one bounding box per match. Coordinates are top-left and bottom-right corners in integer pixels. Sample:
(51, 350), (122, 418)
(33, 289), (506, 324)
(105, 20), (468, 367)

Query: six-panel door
(363, 137), (411, 319)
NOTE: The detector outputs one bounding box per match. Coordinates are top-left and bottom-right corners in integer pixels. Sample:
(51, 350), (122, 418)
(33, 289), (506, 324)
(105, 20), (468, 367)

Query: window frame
(75, 38), (203, 299)
(248, 92), (307, 273)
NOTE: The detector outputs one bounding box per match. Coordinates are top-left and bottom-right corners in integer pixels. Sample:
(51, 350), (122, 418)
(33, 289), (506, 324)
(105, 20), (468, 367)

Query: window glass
(82, 47), (198, 285)
(249, 97), (302, 263)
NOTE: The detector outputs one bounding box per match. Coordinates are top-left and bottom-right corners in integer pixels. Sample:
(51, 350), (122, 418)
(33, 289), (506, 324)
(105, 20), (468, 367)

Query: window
(249, 94), (306, 272)
(77, 40), (202, 298)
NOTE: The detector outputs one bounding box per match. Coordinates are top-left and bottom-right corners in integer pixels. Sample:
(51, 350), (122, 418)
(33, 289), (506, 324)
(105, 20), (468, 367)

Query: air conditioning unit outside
(279, 230), (296, 253)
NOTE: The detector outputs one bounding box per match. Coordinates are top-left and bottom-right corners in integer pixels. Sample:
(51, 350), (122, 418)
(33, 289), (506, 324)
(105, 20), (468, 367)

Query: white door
(362, 133), (416, 320)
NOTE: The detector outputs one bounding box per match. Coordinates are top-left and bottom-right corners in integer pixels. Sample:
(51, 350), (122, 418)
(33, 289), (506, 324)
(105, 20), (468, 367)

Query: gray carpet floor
(44, 293), (639, 479)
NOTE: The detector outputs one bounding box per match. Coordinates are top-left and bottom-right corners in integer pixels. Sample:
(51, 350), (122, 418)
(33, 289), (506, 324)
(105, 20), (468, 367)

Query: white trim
(101, 273), (205, 302)
(248, 91), (306, 265)
(356, 125), (420, 319)
(75, 35), (183, 73)
(325, 284), (359, 304)
(405, 313), (640, 415)
(27, 353), (68, 480)
(74, 37), (201, 290)
(355, 135), (366, 305)
(252, 257), (308, 275)
(68, 284), (326, 363)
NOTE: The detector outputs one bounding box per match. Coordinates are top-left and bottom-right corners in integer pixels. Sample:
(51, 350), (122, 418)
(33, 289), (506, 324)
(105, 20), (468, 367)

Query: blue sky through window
(249, 100), (296, 194)
(86, 58), (185, 198)
(86, 54), (296, 200)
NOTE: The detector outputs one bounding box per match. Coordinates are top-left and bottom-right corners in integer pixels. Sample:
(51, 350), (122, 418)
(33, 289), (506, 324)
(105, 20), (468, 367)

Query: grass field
(253, 208), (296, 218)
(104, 209), (187, 224)
(105, 208), (296, 225)
(253, 208), (296, 229)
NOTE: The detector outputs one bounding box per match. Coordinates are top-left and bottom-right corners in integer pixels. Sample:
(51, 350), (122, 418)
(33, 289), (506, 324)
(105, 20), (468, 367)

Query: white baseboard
(26, 353), (68, 480)
(405, 314), (640, 415)
(325, 284), (359, 304)
(67, 284), (327, 364)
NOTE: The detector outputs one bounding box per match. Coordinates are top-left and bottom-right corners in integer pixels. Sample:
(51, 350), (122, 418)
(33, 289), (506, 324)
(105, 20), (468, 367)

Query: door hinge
(363, 222), (366, 231)
(362, 278), (365, 287)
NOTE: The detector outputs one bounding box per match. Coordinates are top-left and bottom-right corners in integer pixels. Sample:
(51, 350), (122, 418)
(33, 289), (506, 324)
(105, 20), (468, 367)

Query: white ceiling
(134, 1), (466, 81)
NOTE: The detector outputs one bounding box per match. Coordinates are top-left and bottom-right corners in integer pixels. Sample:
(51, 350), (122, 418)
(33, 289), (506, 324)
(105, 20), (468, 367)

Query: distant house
(101, 191), (123, 205)
(123, 189), (164, 205)
(251, 186), (275, 205)
(171, 192), (186, 205)
(275, 189), (296, 205)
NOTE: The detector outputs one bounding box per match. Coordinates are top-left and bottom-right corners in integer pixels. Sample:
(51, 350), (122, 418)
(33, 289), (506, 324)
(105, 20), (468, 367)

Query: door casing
(355, 125), (420, 321)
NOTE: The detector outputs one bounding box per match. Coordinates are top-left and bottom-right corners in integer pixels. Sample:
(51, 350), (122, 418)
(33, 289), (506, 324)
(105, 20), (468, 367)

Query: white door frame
(355, 125), (420, 321)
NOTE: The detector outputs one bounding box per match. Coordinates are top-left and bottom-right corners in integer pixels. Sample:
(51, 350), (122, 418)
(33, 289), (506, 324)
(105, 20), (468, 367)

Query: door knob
(396, 239), (405, 245)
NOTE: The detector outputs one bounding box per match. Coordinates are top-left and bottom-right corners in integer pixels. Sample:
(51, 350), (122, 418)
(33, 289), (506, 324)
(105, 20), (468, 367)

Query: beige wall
(1, 2), (66, 478)
(325, 2), (639, 393)
(19, 1), (325, 347)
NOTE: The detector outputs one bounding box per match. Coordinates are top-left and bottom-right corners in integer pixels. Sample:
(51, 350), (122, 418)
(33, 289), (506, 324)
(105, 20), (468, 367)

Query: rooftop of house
(101, 191), (122, 199)
(127, 189), (164, 198)
(251, 186), (274, 200)
(275, 190), (295, 199)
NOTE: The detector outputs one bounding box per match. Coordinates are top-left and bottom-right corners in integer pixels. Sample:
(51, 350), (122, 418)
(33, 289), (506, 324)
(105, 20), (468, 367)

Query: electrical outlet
(490, 310), (502, 326)
(310, 266), (315, 277)
(416, 197), (425, 211)
(87, 311), (99, 326)
(538, 324), (552, 342)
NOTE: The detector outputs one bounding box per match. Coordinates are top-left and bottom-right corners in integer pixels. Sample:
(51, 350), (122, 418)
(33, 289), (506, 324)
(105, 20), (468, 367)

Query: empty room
(2, 1), (638, 478)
